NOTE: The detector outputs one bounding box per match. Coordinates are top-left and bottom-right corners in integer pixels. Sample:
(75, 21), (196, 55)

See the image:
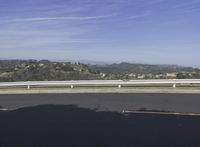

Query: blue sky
(0, 0), (200, 66)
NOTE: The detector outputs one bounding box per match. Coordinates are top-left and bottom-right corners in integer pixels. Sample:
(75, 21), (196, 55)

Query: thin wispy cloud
(2, 15), (113, 23)
(0, 0), (200, 66)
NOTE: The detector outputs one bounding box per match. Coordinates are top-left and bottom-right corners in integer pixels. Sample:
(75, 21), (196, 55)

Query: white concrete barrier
(0, 79), (200, 89)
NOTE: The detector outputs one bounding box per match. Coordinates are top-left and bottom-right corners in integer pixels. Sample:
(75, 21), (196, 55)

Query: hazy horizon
(0, 0), (200, 67)
(1, 58), (199, 68)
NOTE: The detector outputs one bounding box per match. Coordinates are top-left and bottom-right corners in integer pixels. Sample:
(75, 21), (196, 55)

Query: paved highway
(1, 93), (200, 147)
(1, 93), (200, 113)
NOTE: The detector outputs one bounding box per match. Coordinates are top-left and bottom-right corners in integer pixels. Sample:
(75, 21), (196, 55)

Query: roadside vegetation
(0, 60), (200, 82)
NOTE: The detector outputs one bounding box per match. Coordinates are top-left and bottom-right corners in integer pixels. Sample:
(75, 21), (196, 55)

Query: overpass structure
(0, 79), (200, 89)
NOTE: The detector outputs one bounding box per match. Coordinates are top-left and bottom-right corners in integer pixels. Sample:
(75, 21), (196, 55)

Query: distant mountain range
(0, 60), (199, 81)
(88, 62), (200, 74)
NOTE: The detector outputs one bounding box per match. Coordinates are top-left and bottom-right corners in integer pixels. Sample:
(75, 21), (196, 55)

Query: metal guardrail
(0, 79), (200, 89)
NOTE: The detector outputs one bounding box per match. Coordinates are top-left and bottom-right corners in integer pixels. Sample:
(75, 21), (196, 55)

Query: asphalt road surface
(1, 93), (200, 147)
(1, 93), (200, 113)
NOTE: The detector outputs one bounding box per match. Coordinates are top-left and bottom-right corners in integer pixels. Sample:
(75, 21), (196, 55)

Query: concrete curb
(0, 88), (200, 94)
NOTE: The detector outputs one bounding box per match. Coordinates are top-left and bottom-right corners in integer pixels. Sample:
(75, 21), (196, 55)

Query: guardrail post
(173, 84), (176, 89)
(71, 85), (74, 89)
(118, 85), (121, 88)
(27, 85), (30, 89)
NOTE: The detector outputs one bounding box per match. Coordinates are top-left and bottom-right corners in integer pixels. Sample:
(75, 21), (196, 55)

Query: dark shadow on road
(0, 104), (200, 147)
